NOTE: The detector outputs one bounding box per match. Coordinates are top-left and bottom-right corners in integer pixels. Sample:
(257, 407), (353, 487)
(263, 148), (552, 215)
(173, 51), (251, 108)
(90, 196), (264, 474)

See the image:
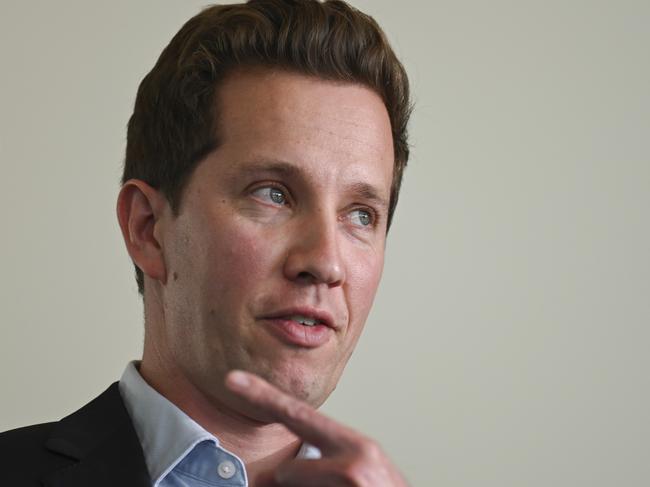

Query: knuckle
(282, 398), (310, 422)
(338, 458), (372, 487)
(335, 441), (385, 487)
(358, 438), (382, 460)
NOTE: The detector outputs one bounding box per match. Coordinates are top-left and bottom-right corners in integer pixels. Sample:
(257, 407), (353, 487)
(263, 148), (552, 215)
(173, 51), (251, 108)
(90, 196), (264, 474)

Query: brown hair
(122, 0), (412, 295)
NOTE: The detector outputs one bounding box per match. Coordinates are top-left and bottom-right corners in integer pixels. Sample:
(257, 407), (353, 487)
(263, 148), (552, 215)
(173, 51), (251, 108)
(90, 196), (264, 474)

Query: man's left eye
(349, 209), (374, 227)
(252, 186), (288, 206)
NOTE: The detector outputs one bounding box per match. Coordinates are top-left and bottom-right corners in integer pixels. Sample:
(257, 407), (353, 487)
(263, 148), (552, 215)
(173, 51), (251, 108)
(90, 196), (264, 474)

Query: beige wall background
(1, 1), (649, 485)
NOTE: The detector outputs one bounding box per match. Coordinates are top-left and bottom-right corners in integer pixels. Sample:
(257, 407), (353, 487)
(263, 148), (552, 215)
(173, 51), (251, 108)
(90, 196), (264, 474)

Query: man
(0, 1), (411, 485)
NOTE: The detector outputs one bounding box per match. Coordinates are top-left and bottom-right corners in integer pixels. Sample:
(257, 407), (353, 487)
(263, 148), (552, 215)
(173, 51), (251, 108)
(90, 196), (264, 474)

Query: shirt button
(217, 460), (237, 479)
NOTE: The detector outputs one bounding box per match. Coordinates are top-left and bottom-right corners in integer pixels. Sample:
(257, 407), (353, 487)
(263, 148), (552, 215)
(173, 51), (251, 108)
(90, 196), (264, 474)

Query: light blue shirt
(119, 361), (320, 487)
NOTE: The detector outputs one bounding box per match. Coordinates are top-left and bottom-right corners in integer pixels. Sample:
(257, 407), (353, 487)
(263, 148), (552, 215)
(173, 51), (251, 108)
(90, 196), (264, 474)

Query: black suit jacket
(0, 382), (151, 486)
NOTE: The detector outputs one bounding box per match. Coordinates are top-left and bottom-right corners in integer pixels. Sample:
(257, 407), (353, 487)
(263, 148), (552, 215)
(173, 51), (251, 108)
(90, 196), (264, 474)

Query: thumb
(253, 470), (281, 487)
(274, 458), (343, 487)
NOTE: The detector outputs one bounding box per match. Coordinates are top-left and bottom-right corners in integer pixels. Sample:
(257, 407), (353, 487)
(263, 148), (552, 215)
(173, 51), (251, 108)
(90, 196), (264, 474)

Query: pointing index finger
(225, 370), (357, 454)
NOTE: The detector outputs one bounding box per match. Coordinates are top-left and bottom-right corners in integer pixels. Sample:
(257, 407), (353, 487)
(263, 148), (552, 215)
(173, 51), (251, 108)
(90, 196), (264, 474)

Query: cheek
(198, 218), (285, 302)
(345, 247), (385, 330)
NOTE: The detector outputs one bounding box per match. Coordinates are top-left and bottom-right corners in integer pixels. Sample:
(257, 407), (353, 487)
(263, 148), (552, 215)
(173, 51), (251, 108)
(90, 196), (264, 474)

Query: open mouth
(286, 314), (323, 327)
(259, 311), (333, 348)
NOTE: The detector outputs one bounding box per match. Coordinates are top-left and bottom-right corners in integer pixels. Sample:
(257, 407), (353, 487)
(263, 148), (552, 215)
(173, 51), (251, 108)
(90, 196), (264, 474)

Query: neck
(139, 288), (306, 483)
(139, 343), (301, 481)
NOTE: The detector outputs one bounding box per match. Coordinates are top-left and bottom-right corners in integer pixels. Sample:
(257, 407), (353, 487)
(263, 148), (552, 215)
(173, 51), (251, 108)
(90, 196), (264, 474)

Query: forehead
(210, 68), (394, 191)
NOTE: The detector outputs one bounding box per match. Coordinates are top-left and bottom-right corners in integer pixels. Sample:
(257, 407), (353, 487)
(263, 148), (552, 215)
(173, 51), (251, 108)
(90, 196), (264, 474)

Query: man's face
(155, 69), (394, 411)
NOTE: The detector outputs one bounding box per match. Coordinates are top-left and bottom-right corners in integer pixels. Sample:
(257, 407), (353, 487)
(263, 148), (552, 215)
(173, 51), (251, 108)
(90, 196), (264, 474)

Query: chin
(256, 364), (336, 408)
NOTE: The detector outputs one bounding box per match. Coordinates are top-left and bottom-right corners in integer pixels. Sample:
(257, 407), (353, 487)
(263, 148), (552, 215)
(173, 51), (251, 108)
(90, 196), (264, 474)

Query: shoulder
(0, 421), (53, 455)
(0, 383), (149, 486)
(0, 422), (72, 485)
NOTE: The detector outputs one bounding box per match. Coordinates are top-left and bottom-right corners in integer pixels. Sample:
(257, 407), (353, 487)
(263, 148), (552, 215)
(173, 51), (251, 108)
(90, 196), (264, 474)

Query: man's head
(122, 0), (411, 295)
(117, 0), (411, 413)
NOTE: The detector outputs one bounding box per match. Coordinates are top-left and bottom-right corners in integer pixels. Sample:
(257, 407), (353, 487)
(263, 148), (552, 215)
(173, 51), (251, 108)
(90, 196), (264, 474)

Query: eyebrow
(235, 157), (390, 210)
(346, 182), (390, 211)
(236, 158), (302, 178)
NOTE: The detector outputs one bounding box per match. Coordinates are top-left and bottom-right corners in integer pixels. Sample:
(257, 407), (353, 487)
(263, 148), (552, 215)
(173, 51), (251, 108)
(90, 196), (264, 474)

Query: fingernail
(228, 370), (250, 388)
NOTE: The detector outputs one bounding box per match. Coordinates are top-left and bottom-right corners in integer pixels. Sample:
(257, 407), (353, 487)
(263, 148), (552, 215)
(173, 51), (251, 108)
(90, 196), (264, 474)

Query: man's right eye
(251, 186), (289, 206)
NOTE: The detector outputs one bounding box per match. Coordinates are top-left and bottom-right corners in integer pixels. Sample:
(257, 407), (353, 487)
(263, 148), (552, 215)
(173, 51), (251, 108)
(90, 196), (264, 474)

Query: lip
(258, 306), (338, 348)
(261, 306), (338, 330)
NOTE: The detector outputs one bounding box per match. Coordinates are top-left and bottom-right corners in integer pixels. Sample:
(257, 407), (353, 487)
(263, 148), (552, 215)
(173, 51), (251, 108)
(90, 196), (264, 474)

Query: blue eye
(349, 209), (374, 227)
(252, 186), (288, 206)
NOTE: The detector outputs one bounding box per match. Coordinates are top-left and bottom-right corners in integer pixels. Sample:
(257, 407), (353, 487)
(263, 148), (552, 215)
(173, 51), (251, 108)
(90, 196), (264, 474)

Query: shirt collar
(119, 361), (321, 484)
(119, 361), (217, 483)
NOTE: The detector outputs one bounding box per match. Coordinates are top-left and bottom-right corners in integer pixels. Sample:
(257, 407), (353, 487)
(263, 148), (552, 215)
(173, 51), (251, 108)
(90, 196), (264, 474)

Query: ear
(116, 179), (168, 286)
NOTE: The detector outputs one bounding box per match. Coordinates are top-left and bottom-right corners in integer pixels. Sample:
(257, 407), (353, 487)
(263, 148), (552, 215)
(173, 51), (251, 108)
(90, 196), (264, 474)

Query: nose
(283, 212), (345, 287)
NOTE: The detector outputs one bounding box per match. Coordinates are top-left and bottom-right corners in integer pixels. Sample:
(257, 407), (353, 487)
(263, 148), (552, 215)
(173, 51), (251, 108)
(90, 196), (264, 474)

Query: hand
(225, 370), (409, 487)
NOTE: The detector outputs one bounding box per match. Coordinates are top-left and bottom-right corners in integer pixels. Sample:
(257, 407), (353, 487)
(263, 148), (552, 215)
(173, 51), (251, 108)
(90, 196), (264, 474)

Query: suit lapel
(42, 382), (151, 487)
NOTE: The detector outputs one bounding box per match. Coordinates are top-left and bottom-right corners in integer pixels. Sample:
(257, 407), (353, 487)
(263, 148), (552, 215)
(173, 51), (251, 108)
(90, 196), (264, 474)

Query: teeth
(289, 315), (319, 326)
